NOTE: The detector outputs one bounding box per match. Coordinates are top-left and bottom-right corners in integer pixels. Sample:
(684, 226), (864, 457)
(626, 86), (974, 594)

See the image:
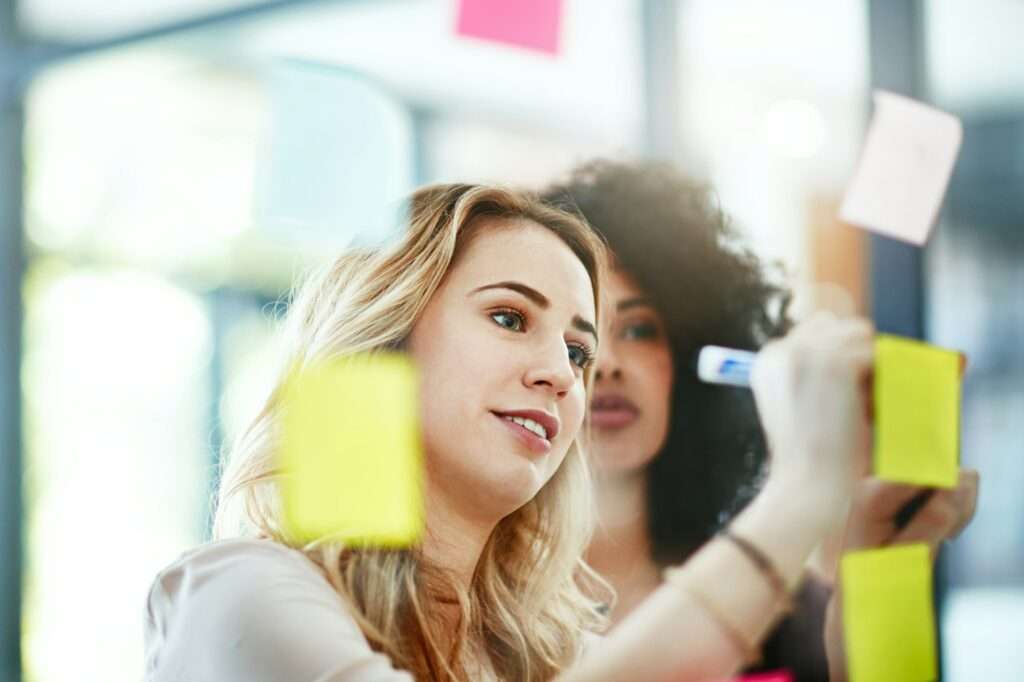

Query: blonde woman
(144, 183), (875, 681)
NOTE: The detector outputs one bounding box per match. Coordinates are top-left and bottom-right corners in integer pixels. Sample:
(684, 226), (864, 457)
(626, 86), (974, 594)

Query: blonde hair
(214, 184), (610, 680)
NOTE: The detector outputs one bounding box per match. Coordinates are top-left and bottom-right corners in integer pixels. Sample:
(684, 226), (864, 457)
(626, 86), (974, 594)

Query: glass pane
(924, 0), (1024, 115)
(928, 217), (1024, 680)
(923, 4), (1024, 679)
(219, 299), (281, 450)
(232, 0), (644, 143)
(21, 263), (212, 681)
(18, 0), (260, 42)
(23, 47), (368, 292)
(421, 115), (632, 186)
(676, 0), (870, 303)
(25, 51), (267, 280)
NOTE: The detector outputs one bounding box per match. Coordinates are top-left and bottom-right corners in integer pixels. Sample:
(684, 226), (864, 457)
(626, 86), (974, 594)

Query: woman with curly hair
(541, 160), (979, 680)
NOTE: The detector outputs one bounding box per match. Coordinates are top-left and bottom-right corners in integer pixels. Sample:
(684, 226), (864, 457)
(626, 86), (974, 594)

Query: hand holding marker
(697, 342), (942, 530)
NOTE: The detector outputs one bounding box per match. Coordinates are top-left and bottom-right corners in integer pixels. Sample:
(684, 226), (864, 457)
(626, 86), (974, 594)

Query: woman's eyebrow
(573, 316), (598, 344)
(469, 281), (598, 343)
(469, 281), (550, 308)
(616, 296), (654, 312)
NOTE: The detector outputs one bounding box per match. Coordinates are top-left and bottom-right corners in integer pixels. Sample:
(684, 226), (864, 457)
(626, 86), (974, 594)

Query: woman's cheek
(565, 383), (588, 439)
(653, 347), (673, 389)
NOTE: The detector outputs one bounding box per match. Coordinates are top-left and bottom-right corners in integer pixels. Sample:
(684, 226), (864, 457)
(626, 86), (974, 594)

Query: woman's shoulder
(152, 537), (326, 588)
(143, 538), (345, 669)
(580, 629), (605, 654)
(146, 537), (339, 619)
(144, 538), (413, 681)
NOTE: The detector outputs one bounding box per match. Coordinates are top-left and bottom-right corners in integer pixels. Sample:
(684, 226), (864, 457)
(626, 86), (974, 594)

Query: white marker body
(697, 346), (757, 388)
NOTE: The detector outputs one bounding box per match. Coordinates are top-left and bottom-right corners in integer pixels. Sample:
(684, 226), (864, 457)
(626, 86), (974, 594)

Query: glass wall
(676, 0), (870, 313)
(7, 1), (1020, 679)
(21, 48), (274, 682)
(922, 2), (1024, 678)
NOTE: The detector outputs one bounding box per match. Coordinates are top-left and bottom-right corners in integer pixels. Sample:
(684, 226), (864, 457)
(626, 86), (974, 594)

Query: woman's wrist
(729, 479), (844, 589)
(762, 462), (853, 533)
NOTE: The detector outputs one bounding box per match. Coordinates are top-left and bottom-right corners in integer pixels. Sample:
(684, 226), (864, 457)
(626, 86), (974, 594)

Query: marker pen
(696, 345), (756, 387)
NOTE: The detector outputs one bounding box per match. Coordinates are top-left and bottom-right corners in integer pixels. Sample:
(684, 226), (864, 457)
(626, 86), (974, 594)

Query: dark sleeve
(745, 577), (833, 682)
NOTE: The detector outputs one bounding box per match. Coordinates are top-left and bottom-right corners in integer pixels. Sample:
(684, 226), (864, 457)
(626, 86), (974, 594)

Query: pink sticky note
(735, 672), (794, 682)
(456, 0), (563, 54)
(840, 90), (962, 246)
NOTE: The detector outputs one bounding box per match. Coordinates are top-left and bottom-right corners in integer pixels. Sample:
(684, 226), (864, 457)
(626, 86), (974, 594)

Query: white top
(143, 538), (415, 681)
(144, 538), (601, 681)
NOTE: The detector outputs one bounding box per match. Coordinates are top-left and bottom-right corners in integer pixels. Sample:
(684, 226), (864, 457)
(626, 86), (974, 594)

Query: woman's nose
(594, 344), (623, 382)
(594, 366), (622, 382)
(524, 343), (576, 396)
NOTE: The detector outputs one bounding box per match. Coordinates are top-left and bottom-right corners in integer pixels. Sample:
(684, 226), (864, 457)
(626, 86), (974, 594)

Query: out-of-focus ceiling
(17, 0), (264, 41)
(19, 0), (645, 144)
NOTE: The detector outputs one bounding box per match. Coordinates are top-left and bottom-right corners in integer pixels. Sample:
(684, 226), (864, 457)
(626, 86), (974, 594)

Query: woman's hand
(841, 469), (979, 555)
(823, 469), (980, 680)
(750, 313), (875, 534)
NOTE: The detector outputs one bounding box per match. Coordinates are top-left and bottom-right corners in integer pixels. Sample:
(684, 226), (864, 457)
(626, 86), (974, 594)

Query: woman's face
(407, 218), (597, 521)
(588, 268), (674, 476)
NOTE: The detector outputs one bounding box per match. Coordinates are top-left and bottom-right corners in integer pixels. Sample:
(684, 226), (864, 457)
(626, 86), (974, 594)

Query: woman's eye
(567, 343), (595, 370)
(491, 310), (525, 332)
(622, 322), (660, 341)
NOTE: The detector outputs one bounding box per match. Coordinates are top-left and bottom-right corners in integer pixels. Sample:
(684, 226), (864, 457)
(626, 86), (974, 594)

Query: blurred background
(0, 0), (1021, 680)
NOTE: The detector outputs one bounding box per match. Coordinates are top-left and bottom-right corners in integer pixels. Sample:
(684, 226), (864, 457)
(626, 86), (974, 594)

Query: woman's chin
(477, 458), (555, 517)
(591, 447), (657, 478)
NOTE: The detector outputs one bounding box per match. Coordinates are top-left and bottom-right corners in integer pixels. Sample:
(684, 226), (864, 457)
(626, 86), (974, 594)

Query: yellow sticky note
(841, 544), (937, 682)
(874, 334), (961, 488)
(278, 353), (424, 546)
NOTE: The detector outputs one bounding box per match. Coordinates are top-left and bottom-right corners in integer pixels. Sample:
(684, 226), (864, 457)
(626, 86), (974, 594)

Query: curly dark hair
(541, 159), (793, 565)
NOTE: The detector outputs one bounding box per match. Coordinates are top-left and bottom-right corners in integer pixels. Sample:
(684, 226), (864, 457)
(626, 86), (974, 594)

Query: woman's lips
(493, 413), (552, 455)
(589, 395), (639, 429)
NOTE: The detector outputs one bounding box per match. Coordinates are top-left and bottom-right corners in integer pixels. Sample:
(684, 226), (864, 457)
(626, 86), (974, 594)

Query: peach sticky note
(841, 543), (937, 682)
(456, 0), (562, 54)
(874, 334), (961, 488)
(840, 90), (962, 245)
(278, 353), (424, 545)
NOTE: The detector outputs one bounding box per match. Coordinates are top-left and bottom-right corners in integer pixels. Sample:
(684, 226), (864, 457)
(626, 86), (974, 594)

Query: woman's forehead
(605, 267), (647, 299)
(451, 219), (596, 311)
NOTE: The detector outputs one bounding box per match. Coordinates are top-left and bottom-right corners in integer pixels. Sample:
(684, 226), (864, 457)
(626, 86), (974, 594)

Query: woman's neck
(421, 502), (494, 594)
(417, 494), (501, 668)
(586, 470), (663, 625)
